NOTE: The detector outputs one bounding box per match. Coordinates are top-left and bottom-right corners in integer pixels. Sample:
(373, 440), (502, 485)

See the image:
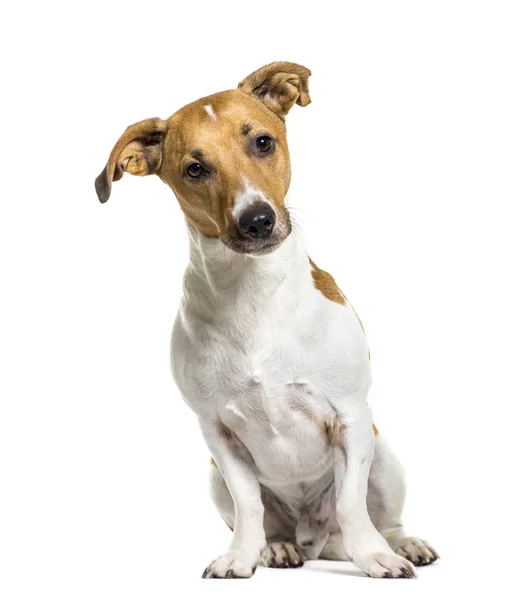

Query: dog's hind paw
(393, 537), (440, 566)
(260, 541), (304, 568)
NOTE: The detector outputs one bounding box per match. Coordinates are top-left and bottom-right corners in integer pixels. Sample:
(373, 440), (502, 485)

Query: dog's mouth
(220, 221), (292, 256)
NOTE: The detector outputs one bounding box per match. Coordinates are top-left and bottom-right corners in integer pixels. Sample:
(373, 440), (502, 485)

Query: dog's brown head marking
(95, 62), (311, 255)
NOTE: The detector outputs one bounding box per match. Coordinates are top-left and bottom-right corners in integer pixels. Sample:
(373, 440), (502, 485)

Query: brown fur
(289, 398), (345, 448)
(309, 259), (347, 306)
(323, 412), (347, 448)
(160, 91), (293, 243)
(95, 62), (312, 253)
(238, 62), (311, 119)
(94, 119), (166, 203)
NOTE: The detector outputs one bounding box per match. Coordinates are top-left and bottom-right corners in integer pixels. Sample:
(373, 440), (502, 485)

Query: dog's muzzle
(221, 200), (290, 256)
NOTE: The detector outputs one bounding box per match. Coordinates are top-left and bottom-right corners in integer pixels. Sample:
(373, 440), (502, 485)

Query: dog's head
(95, 62), (311, 255)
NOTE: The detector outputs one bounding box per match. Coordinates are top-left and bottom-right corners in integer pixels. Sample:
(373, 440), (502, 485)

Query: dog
(95, 62), (439, 579)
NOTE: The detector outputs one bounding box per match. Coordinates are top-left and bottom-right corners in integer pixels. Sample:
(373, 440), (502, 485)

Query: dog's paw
(260, 541), (304, 568)
(202, 552), (256, 579)
(356, 551), (417, 578)
(393, 537), (440, 566)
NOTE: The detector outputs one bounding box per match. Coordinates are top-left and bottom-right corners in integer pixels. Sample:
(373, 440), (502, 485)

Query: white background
(1, 1), (526, 598)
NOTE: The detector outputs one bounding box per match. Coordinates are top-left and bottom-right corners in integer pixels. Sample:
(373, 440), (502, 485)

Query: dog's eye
(187, 163), (204, 178)
(255, 136), (274, 154)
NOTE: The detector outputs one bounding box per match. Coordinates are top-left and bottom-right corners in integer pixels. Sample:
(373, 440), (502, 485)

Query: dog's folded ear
(95, 118), (167, 203)
(238, 62), (311, 119)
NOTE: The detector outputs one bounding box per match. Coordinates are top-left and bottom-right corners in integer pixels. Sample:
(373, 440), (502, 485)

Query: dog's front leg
(333, 402), (416, 578)
(200, 420), (266, 579)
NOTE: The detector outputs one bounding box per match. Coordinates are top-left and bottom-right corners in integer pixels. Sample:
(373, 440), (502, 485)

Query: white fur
(231, 178), (276, 220)
(203, 104), (217, 120)
(171, 225), (436, 578)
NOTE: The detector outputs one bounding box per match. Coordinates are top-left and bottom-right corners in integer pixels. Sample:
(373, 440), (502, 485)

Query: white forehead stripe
(204, 104), (217, 120)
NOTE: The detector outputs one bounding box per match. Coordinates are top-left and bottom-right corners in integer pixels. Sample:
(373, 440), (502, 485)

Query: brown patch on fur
(159, 90), (294, 241)
(95, 119), (166, 203)
(323, 412), (347, 447)
(309, 258), (346, 306)
(238, 62), (311, 119)
(95, 63), (312, 249)
(373, 423), (379, 436)
(290, 399), (346, 448)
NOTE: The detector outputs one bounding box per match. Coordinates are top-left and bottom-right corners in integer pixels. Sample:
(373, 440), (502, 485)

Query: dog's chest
(176, 309), (353, 482)
(215, 336), (334, 481)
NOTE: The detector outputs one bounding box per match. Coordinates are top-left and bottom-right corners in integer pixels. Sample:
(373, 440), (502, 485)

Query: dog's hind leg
(367, 435), (440, 567)
(209, 461), (304, 568)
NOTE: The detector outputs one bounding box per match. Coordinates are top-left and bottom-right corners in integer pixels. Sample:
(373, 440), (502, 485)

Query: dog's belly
(217, 376), (333, 485)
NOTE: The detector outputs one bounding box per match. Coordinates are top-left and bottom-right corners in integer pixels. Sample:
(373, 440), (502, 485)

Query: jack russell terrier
(95, 62), (439, 579)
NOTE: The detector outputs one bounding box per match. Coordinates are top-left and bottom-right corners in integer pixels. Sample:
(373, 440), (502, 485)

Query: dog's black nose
(238, 204), (275, 239)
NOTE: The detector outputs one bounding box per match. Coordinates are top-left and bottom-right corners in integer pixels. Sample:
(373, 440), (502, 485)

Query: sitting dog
(95, 62), (439, 579)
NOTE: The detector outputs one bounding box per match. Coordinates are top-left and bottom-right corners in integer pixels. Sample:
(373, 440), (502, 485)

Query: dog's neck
(183, 223), (309, 321)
